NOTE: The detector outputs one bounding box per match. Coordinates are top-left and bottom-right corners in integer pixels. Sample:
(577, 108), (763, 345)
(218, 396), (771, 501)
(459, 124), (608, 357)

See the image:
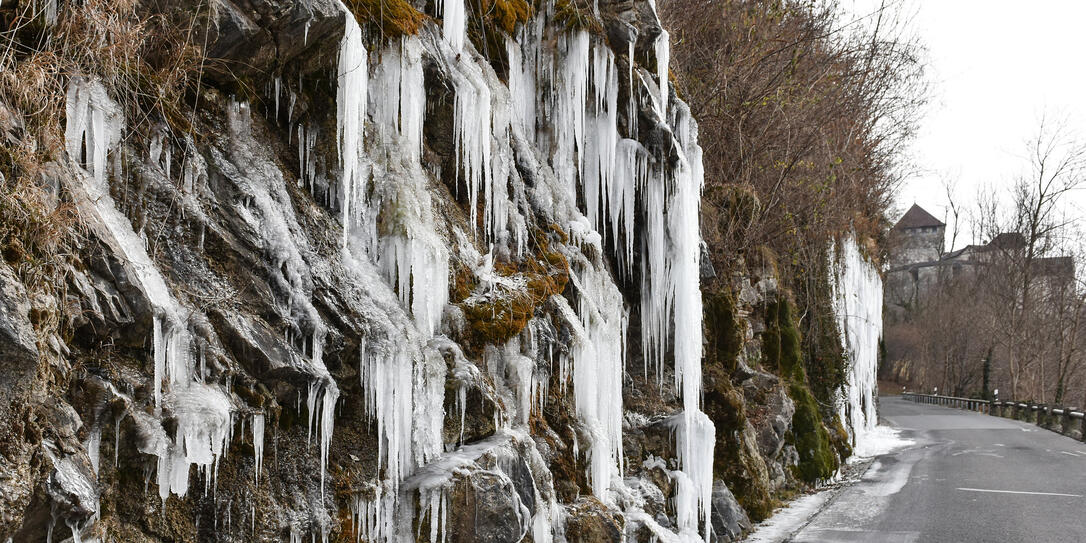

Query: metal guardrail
(903, 392), (1086, 440)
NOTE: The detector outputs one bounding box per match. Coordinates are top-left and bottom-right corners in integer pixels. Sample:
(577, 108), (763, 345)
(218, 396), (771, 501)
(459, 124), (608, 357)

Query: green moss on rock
(705, 377), (777, 521)
(762, 296), (843, 484)
(762, 298), (804, 382)
(787, 382), (838, 484)
(796, 249), (849, 407)
(704, 288), (743, 374)
(702, 286), (776, 520)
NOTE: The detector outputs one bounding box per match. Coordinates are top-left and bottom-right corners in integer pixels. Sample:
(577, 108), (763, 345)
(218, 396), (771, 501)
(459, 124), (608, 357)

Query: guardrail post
(1051, 407), (1064, 433)
(1068, 411), (1084, 440)
(1043, 406), (1058, 431)
(1060, 409), (1074, 436)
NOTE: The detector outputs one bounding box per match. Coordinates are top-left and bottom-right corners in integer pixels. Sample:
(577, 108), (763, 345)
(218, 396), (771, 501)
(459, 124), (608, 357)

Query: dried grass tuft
(0, 0), (205, 349)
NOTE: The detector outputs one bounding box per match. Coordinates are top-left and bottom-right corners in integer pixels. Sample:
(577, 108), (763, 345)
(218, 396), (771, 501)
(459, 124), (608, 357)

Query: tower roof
(894, 204), (945, 230)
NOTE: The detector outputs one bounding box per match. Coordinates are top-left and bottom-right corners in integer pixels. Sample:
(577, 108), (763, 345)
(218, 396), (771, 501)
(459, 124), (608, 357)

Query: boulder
(200, 0), (346, 84)
(444, 468), (530, 543)
(710, 481), (751, 542)
(0, 261), (38, 434)
(565, 497), (623, 543)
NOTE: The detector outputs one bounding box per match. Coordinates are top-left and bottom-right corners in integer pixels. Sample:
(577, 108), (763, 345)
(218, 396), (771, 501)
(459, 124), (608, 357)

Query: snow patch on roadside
(742, 492), (832, 543)
(849, 425), (913, 461)
(743, 425), (913, 541)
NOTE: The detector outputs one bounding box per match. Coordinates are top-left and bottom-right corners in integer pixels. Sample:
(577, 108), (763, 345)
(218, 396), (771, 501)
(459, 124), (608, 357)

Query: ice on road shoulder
(850, 425), (914, 461)
(743, 492), (832, 543)
(742, 425), (912, 542)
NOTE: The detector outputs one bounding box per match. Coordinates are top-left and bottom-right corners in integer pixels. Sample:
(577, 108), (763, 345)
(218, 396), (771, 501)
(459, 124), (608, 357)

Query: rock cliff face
(0, 0), (883, 541)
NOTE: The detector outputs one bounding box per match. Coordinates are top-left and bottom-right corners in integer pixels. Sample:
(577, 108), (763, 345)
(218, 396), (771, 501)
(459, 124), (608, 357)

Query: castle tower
(890, 204), (945, 269)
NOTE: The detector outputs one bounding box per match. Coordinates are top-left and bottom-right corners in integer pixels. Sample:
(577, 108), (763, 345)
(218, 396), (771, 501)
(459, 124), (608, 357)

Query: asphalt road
(789, 395), (1086, 542)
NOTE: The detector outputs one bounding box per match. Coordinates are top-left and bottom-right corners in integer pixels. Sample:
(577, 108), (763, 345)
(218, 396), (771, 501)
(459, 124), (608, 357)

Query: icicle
(85, 426), (102, 477)
(319, 383), (339, 499)
(583, 44), (618, 234)
(253, 413), (265, 485)
(583, 42), (638, 273)
(113, 415), (122, 467)
(336, 5), (369, 247)
(832, 236), (884, 447)
(562, 254), (628, 502)
(449, 53), (494, 238)
(379, 235), (450, 338)
(370, 37), (425, 159)
(289, 90), (297, 123)
(359, 343), (415, 486)
(155, 384), (233, 501)
(350, 485), (396, 543)
(655, 30), (670, 117)
(66, 77), (194, 409)
(274, 77), (282, 121)
(307, 380), (319, 448)
(627, 40), (638, 139)
(506, 37), (537, 140)
(437, 0), (466, 52)
(554, 32), (590, 197)
(639, 165), (671, 383)
(671, 103), (713, 542)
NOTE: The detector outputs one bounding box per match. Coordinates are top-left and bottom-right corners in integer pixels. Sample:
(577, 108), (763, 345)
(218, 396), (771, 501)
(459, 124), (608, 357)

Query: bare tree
(886, 119), (1086, 404)
(941, 176), (962, 250)
(1001, 118), (1086, 399)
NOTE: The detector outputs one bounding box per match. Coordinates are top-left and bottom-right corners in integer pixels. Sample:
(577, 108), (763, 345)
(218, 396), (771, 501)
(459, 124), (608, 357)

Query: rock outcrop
(0, 0), (885, 541)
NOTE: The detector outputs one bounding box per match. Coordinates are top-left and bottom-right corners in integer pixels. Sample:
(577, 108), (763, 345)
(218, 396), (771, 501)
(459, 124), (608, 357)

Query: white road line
(957, 487), (1082, 497)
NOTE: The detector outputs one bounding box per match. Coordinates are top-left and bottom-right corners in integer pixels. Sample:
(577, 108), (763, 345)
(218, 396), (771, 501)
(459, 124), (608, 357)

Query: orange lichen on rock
(457, 227), (570, 350)
(346, 0), (427, 38)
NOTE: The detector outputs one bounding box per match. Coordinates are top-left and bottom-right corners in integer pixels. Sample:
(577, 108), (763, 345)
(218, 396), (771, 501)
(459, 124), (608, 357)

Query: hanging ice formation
(562, 256), (627, 502)
(252, 413), (265, 485)
(332, 6), (457, 541)
(438, 0), (466, 53)
(58, 0), (717, 536)
(486, 4), (713, 539)
(67, 75), (342, 522)
(832, 236), (885, 448)
(66, 77), (233, 504)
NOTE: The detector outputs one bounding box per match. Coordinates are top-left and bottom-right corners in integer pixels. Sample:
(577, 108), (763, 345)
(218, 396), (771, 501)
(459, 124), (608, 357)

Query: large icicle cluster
(66, 70), (347, 540)
(504, 8), (714, 541)
(67, 78), (238, 506)
(52, 0), (721, 537)
(832, 236), (885, 448)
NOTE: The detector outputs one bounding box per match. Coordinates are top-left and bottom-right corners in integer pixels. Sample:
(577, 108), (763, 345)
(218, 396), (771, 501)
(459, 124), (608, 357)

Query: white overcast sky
(846, 0), (1086, 250)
